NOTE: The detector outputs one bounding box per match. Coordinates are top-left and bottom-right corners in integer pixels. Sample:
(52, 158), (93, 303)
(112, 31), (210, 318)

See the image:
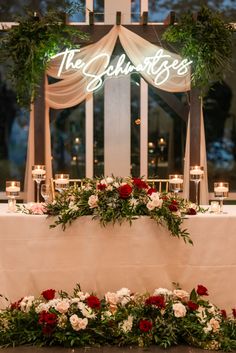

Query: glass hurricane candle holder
(41, 183), (51, 203)
(55, 174), (70, 192)
(6, 181), (20, 212)
(190, 166), (204, 205)
(32, 165), (46, 203)
(214, 182), (229, 213)
(169, 174), (183, 196)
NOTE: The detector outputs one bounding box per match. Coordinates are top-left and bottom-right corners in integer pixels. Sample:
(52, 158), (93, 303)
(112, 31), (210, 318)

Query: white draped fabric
(46, 25), (191, 109)
(24, 25), (208, 203)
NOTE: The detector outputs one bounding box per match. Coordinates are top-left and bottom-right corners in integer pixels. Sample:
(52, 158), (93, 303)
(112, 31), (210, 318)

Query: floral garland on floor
(0, 284), (236, 350)
(19, 177), (205, 244)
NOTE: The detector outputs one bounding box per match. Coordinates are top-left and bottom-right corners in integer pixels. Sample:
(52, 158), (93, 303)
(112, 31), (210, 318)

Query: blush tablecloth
(0, 204), (235, 310)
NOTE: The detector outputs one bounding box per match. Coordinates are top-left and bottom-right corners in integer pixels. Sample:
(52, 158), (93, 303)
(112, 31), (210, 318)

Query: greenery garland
(0, 3), (88, 108)
(0, 284), (236, 350)
(17, 176), (207, 244)
(162, 6), (235, 92)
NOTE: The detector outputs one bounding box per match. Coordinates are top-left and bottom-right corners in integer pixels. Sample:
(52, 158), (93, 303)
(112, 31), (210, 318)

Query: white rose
(55, 300), (70, 314)
(153, 288), (173, 298)
(100, 179), (107, 185)
(69, 201), (79, 212)
(78, 302), (96, 319)
(113, 182), (120, 188)
(70, 314), (88, 331)
(196, 306), (207, 323)
(88, 195), (99, 209)
(203, 322), (212, 333)
(209, 318), (220, 332)
(147, 200), (155, 211)
(173, 289), (189, 302)
(173, 302), (187, 317)
(101, 310), (113, 321)
(106, 177), (114, 184)
(35, 302), (50, 313)
(105, 292), (119, 305)
(116, 288), (131, 297)
(119, 315), (133, 333)
(20, 296), (35, 313)
(75, 291), (90, 301)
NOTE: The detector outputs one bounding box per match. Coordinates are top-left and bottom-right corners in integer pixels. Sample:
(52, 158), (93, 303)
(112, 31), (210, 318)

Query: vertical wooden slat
(86, 94), (94, 178)
(86, 0), (94, 23)
(34, 76), (45, 165)
(189, 87), (201, 201)
(140, 78), (148, 177)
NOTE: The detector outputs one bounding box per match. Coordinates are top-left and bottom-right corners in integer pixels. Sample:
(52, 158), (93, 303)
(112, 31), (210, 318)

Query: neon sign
(51, 49), (192, 92)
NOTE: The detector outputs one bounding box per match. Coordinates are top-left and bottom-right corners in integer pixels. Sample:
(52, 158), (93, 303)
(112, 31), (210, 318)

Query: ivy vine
(162, 6), (235, 93)
(0, 3), (88, 108)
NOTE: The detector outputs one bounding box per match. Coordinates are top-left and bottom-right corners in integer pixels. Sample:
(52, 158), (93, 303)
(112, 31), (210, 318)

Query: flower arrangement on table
(0, 284), (236, 350)
(18, 177), (204, 244)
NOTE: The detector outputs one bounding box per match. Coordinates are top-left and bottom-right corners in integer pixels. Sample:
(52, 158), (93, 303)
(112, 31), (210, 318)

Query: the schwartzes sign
(51, 48), (192, 93)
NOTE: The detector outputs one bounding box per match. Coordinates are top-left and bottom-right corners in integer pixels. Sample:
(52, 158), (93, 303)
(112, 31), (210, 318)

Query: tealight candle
(6, 185), (20, 193)
(55, 174), (70, 192)
(6, 181), (20, 212)
(169, 175), (184, 184)
(32, 168), (46, 175)
(214, 185), (229, 193)
(32, 165), (46, 203)
(213, 182), (229, 213)
(190, 167), (204, 175)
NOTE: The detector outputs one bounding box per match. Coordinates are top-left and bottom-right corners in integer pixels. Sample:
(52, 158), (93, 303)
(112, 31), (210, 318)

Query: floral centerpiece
(26, 176), (204, 244)
(0, 284), (236, 350)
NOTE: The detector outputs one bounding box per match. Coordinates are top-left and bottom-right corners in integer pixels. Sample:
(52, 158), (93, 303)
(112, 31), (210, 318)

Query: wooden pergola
(33, 11), (201, 198)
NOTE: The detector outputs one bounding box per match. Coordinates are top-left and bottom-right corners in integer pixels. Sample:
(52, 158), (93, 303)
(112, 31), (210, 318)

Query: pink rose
(30, 203), (46, 215)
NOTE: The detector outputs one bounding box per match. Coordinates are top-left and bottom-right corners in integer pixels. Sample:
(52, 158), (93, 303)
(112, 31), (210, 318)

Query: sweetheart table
(0, 204), (235, 310)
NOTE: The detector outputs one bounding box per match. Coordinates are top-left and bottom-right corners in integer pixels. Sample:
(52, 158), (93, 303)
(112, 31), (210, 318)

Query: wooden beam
(164, 11), (175, 25)
(116, 12), (121, 25)
(74, 25), (169, 46)
(34, 76), (45, 165)
(141, 11), (148, 25)
(156, 89), (189, 122)
(89, 11), (94, 25)
(189, 87), (201, 201)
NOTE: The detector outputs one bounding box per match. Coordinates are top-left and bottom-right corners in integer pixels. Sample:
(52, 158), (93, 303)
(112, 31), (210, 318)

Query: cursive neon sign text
(51, 49), (192, 92)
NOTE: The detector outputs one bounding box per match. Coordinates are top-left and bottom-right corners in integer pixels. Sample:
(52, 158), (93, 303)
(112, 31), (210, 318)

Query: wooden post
(34, 76), (45, 165)
(189, 87), (201, 201)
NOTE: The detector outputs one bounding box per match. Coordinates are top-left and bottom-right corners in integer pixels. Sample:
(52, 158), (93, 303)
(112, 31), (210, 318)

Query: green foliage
(0, 284), (236, 350)
(162, 6), (235, 93)
(0, 3), (88, 108)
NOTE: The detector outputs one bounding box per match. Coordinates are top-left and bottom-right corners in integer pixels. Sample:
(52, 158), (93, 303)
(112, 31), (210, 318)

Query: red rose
(221, 309), (227, 319)
(10, 297), (23, 310)
(196, 285), (208, 296)
(38, 311), (57, 326)
(145, 295), (165, 309)
(97, 183), (106, 191)
(133, 178), (148, 189)
(118, 184), (132, 199)
(86, 295), (101, 309)
(171, 199), (179, 205)
(42, 325), (53, 336)
(139, 319), (153, 332)
(161, 196), (168, 201)
(232, 308), (236, 318)
(187, 300), (199, 311)
(41, 289), (56, 300)
(169, 204), (178, 212)
(187, 208), (197, 215)
(147, 187), (157, 195)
